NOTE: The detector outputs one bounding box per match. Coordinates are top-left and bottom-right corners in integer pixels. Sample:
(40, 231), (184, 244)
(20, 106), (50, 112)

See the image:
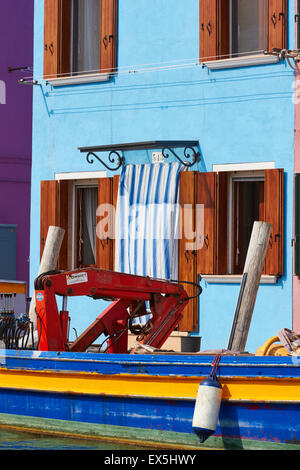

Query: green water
(0, 429), (148, 450)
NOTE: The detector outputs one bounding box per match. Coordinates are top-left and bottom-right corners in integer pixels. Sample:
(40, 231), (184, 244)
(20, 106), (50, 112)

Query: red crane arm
(34, 268), (190, 353)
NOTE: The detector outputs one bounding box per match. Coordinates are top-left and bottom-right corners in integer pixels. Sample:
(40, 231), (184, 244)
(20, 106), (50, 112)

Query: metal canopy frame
(78, 140), (200, 171)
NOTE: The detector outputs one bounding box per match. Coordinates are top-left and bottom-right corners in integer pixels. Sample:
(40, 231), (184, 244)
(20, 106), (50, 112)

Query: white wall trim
(55, 171), (107, 180)
(213, 161), (275, 173)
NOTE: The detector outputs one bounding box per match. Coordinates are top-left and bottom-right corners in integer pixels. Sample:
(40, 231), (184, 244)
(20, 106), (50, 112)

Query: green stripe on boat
(0, 413), (298, 451)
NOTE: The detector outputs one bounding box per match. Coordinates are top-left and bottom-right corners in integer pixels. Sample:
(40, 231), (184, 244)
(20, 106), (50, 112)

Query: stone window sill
(47, 73), (111, 87)
(204, 54), (279, 70)
(202, 275), (278, 284)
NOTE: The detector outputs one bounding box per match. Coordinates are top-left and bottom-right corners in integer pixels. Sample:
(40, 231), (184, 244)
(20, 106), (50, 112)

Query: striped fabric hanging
(114, 163), (184, 281)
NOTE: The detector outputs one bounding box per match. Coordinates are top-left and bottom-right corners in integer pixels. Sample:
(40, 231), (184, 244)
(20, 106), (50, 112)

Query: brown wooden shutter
(40, 180), (68, 270)
(44, 0), (60, 79)
(100, 0), (118, 73)
(95, 175), (119, 271)
(264, 168), (284, 275)
(96, 178), (113, 270)
(112, 175), (120, 270)
(178, 172), (198, 332)
(199, 0), (218, 62)
(196, 172), (217, 275)
(267, 0), (287, 52)
(216, 172), (228, 274)
(219, 0), (230, 59)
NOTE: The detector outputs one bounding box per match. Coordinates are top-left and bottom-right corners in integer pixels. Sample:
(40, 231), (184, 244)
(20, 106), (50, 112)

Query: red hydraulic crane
(34, 268), (195, 353)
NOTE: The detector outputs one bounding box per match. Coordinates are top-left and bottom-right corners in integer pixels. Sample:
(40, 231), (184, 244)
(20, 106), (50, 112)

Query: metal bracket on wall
(18, 78), (40, 86)
(78, 140), (200, 171)
(161, 146), (200, 168)
(85, 150), (125, 171)
(8, 66), (31, 73)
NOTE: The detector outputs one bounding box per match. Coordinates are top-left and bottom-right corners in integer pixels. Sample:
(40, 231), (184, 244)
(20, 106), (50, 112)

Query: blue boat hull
(0, 350), (298, 449)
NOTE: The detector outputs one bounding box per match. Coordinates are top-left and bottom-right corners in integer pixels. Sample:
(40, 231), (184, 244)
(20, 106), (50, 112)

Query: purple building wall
(0, 0), (34, 285)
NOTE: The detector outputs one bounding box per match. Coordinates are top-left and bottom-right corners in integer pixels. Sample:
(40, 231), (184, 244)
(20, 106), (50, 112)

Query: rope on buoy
(210, 353), (222, 379)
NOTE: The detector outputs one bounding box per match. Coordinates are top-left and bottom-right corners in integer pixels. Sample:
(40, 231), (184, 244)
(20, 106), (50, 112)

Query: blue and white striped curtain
(114, 163), (184, 280)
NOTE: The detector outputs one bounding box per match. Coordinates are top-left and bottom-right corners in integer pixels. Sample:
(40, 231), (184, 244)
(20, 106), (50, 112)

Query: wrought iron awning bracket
(86, 150), (125, 171)
(79, 141), (200, 171)
(161, 146), (200, 168)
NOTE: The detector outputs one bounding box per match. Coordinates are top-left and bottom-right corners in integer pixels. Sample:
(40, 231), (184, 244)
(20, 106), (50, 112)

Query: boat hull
(0, 350), (299, 450)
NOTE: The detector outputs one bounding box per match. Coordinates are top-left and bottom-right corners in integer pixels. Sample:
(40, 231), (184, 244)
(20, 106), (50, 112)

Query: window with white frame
(43, 0), (118, 79)
(40, 174), (117, 273)
(200, 0), (287, 63)
(179, 166), (284, 282)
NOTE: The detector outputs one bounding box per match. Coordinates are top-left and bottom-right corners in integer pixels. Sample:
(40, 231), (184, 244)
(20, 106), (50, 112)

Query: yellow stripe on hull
(0, 368), (299, 403)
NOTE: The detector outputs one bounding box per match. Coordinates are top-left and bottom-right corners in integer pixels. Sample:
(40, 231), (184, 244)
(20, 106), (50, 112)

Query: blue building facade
(30, 0), (296, 353)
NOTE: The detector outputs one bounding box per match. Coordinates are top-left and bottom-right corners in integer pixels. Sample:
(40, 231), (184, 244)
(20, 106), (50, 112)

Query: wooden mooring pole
(29, 226), (65, 329)
(228, 221), (272, 352)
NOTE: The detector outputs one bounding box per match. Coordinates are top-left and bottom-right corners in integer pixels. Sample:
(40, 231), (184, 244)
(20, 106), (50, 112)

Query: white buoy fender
(192, 375), (223, 443)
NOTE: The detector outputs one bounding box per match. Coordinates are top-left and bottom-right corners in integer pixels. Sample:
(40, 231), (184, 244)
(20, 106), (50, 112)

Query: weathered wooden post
(29, 226), (65, 329)
(228, 221), (272, 352)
